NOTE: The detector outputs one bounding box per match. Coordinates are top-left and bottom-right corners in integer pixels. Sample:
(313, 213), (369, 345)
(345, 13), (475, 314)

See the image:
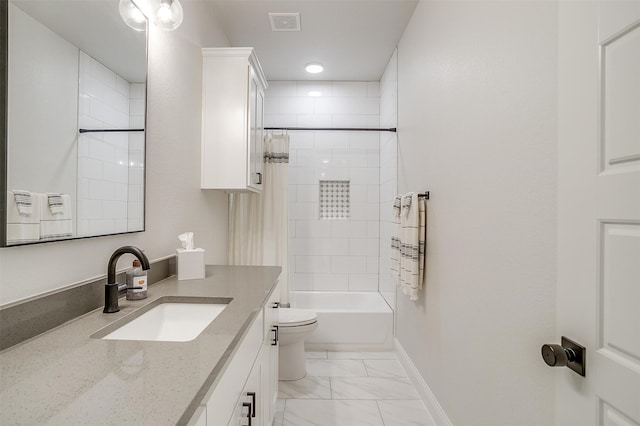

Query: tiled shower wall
(264, 81), (381, 291)
(379, 50), (399, 310)
(77, 52), (145, 236)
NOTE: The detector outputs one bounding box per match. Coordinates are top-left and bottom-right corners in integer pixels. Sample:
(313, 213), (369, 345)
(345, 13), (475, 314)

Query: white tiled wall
(379, 50), (398, 310)
(265, 81), (380, 292)
(77, 51), (145, 236)
(128, 83), (145, 231)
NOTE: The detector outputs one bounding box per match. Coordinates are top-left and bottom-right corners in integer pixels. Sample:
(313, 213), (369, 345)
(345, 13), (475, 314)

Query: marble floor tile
(278, 376), (331, 399)
(273, 399), (286, 426)
(327, 351), (397, 360)
(377, 400), (436, 426)
(364, 359), (407, 378)
(304, 351), (328, 359)
(305, 359), (367, 377)
(283, 399), (384, 426)
(330, 377), (419, 400)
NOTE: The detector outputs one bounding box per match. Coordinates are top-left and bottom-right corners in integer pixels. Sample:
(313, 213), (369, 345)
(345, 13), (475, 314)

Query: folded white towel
(40, 194), (73, 239)
(392, 195), (402, 218)
(401, 192), (413, 218)
(40, 194), (72, 221)
(7, 223), (40, 244)
(7, 191), (41, 224)
(7, 191), (41, 243)
(12, 190), (33, 216)
(46, 193), (65, 215)
(40, 219), (73, 240)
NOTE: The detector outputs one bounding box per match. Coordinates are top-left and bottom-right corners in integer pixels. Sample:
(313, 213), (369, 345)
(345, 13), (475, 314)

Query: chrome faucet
(104, 246), (151, 313)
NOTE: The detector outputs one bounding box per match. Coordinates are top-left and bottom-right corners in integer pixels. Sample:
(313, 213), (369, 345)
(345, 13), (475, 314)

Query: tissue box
(176, 248), (205, 280)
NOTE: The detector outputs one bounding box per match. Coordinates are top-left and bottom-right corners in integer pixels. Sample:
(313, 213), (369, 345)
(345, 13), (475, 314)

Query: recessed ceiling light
(308, 91), (322, 97)
(305, 63), (324, 74)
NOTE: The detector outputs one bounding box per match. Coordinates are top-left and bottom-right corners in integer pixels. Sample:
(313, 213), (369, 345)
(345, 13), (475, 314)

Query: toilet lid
(279, 308), (317, 327)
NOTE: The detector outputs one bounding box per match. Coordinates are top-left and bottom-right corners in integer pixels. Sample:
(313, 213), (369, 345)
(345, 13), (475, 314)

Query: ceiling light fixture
(119, 0), (146, 32)
(155, 0), (184, 31)
(308, 91), (322, 97)
(305, 63), (324, 74)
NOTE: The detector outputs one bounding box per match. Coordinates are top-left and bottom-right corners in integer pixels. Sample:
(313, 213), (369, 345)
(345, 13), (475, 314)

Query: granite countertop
(0, 265), (281, 425)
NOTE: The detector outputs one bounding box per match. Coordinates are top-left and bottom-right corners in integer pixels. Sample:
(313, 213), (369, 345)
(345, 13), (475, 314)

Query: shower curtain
(229, 133), (290, 305)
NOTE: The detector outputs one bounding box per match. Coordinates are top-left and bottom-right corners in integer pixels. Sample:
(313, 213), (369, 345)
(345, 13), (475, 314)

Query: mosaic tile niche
(319, 180), (351, 220)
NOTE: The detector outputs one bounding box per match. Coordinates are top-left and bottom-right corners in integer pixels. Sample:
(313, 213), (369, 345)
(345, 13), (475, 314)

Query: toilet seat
(279, 308), (317, 327)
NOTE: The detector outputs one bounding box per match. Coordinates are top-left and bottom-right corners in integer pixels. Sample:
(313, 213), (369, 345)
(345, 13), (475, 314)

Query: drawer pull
(272, 301), (280, 309)
(246, 392), (256, 417)
(271, 325), (279, 346)
(242, 402), (252, 426)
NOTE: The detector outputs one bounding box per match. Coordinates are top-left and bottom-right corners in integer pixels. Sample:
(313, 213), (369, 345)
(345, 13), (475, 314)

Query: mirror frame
(0, 1), (148, 247)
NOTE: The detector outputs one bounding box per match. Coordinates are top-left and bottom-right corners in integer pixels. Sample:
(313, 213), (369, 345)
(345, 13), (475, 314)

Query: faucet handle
(117, 284), (142, 293)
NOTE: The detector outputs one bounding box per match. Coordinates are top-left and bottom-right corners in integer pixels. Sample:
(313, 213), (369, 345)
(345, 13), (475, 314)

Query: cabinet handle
(242, 402), (252, 426)
(246, 392), (256, 417)
(273, 301), (280, 309)
(256, 172), (262, 185)
(271, 325), (279, 346)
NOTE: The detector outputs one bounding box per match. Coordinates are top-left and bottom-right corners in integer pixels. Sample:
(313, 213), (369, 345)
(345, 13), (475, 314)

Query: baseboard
(394, 338), (453, 426)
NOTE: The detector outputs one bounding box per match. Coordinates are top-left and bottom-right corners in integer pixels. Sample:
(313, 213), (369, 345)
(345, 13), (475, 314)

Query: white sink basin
(99, 299), (230, 342)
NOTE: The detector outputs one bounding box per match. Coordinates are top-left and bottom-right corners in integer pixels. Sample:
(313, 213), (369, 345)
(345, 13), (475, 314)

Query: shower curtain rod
(265, 127), (397, 133)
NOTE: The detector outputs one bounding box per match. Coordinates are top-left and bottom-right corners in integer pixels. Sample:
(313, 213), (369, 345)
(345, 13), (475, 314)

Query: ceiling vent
(269, 13), (301, 31)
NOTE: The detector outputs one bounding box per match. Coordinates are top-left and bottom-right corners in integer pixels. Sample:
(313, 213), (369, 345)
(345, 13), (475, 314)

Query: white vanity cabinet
(195, 282), (281, 426)
(201, 48), (268, 193)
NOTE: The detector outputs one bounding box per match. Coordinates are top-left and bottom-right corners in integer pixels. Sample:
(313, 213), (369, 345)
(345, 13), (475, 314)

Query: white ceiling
(203, 0), (418, 81)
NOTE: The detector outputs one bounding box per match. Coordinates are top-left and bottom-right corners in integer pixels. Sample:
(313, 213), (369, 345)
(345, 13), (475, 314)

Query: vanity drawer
(205, 312), (264, 426)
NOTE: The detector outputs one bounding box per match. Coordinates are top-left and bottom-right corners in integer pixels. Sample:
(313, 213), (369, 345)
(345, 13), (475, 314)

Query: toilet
(278, 308), (318, 381)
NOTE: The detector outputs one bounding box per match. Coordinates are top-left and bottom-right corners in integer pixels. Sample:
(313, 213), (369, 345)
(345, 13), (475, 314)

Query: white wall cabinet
(201, 48), (268, 192)
(193, 281), (280, 426)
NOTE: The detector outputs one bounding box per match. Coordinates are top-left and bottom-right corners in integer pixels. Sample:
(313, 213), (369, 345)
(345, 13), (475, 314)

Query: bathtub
(290, 291), (394, 351)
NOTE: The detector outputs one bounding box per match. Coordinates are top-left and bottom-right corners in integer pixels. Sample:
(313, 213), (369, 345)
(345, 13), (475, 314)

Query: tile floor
(274, 351), (436, 426)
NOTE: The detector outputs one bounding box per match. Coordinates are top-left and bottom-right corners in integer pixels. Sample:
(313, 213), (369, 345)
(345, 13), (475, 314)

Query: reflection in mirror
(2, 0), (147, 246)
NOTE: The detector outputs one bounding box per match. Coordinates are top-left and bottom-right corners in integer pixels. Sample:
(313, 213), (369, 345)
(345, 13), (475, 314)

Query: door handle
(541, 336), (586, 376)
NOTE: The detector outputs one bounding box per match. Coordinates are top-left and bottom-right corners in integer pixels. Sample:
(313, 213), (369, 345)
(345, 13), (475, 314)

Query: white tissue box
(176, 248), (205, 280)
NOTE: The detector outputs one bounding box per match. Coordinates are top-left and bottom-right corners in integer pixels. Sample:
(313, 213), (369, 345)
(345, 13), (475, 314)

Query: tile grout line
(375, 399), (388, 426)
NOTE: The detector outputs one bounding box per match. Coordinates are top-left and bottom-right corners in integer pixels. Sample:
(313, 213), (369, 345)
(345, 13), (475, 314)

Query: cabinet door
(228, 352), (263, 426)
(263, 283), (280, 425)
(247, 68), (264, 192)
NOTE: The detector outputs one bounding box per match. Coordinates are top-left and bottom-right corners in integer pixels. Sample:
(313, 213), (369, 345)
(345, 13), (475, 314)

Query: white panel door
(557, 1), (640, 425)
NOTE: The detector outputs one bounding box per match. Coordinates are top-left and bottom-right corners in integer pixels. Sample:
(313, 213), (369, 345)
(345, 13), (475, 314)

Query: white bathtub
(290, 291), (394, 351)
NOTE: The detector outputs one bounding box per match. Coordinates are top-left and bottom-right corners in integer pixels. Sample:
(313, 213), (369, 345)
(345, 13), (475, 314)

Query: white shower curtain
(229, 133), (290, 305)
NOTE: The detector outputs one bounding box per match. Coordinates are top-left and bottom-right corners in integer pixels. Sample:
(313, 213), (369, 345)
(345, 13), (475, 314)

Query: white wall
(264, 81), (381, 292)
(7, 3), (78, 204)
(0, 20), (230, 305)
(395, 2), (558, 425)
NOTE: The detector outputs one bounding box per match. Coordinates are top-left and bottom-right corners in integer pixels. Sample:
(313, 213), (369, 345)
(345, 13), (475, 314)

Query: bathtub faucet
(104, 246), (150, 313)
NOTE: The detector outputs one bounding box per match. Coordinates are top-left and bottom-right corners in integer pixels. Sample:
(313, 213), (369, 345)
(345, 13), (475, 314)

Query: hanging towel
(40, 194), (72, 239)
(12, 190), (33, 216)
(390, 195), (402, 286)
(395, 192), (427, 301)
(7, 191), (41, 243)
(46, 193), (65, 214)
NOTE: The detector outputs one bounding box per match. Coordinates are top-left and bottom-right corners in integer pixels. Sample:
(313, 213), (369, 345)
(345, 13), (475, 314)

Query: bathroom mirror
(0, 0), (148, 247)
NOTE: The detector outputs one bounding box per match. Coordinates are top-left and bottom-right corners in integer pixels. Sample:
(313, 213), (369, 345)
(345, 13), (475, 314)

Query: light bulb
(119, 0), (146, 32)
(155, 0), (184, 31)
(305, 63), (324, 74)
